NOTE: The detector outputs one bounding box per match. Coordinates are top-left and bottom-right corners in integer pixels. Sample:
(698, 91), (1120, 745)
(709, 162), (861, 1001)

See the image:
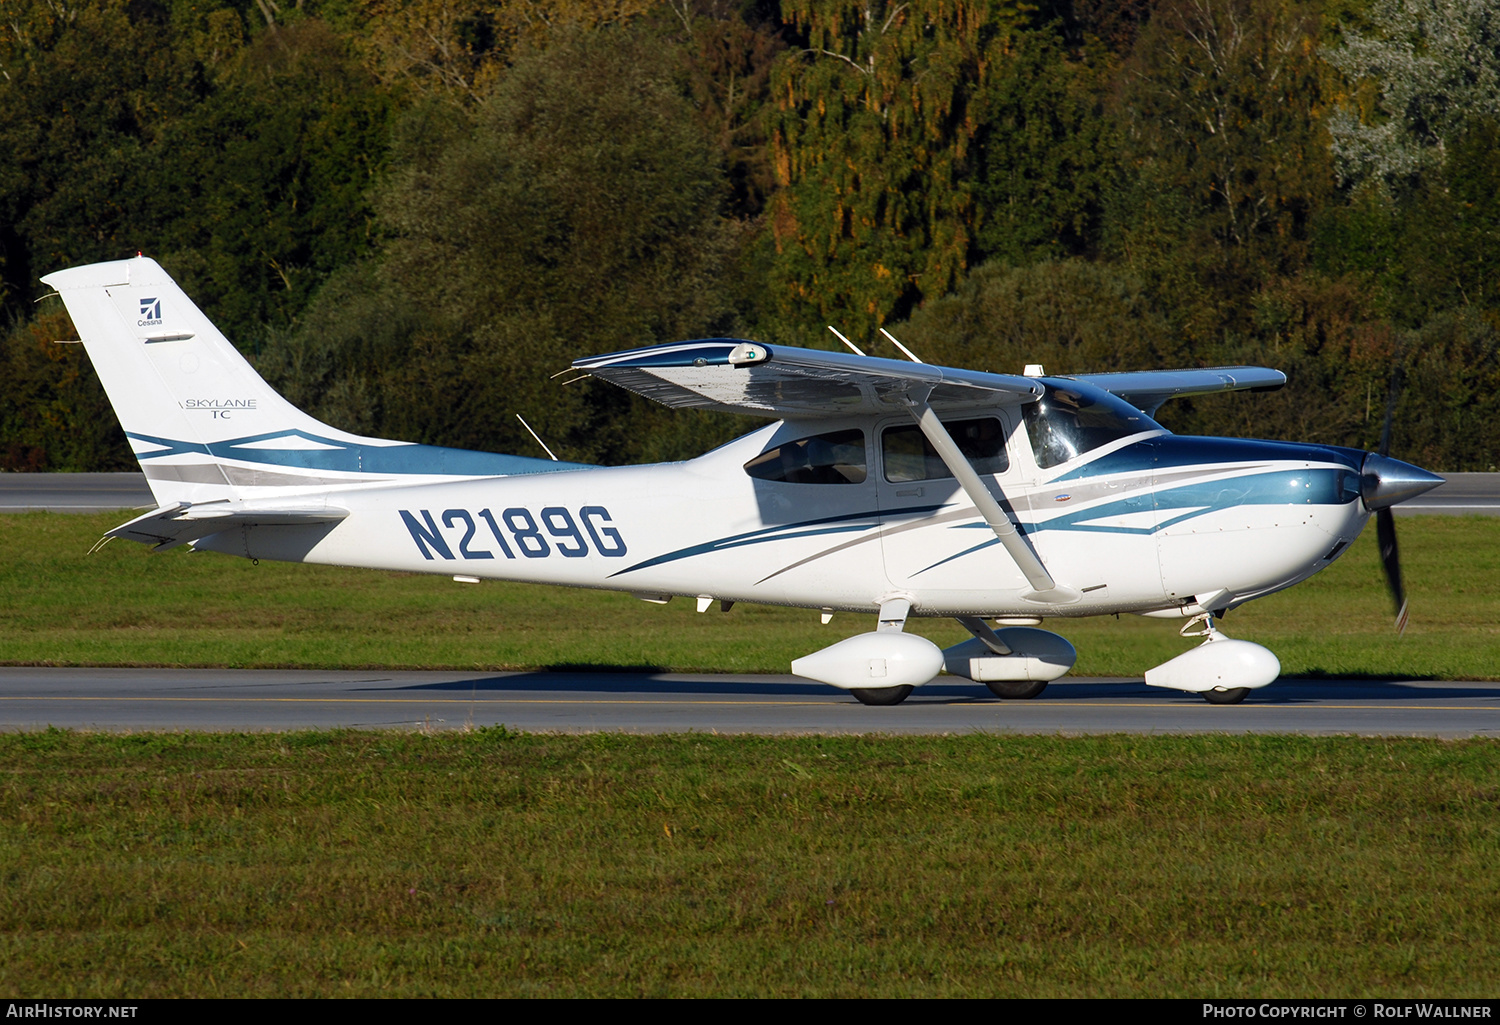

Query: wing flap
(573, 339), (1044, 418)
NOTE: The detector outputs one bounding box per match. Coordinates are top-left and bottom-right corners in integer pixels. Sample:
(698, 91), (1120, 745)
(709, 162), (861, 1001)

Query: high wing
(572, 339), (1044, 417)
(1065, 367), (1286, 416)
(100, 502), (349, 551)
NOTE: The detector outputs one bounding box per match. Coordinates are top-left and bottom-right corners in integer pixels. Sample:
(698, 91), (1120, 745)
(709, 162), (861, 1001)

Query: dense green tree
(348, 0), (657, 104)
(0, 310), (130, 471)
(971, 27), (1116, 264)
(895, 257), (1178, 375)
(266, 26), (741, 463)
(1314, 119), (1500, 328)
(141, 18), (396, 345)
(1110, 0), (1333, 347)
(0, 2), (393, 342)
(766, 0), (1033, 338)
(1324, 0), (1500, 191)
(0, 0), (213, 319)
(3, 0), (1497, 472)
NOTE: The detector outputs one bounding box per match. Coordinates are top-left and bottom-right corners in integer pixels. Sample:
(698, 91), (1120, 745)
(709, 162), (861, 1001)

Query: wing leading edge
(572, 339), (1045, 418)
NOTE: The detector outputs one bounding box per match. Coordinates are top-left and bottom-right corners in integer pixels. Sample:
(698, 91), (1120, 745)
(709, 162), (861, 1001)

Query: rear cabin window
(1023, 385), (1154, 469)
(881, 418), (1008, 482)
(744, 429), (867, 485)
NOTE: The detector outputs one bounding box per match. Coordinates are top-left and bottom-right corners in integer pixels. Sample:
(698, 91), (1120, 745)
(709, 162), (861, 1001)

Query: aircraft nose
(1360, 453), (1445, 511)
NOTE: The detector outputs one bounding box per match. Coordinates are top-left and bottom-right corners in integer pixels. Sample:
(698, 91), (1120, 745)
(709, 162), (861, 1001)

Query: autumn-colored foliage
(2, 0), (1497, 469)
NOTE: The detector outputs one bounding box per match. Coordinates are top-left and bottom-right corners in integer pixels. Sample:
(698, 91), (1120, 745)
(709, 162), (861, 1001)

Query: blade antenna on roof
(827, 325), (867, 357)
(880, 327), (924, 364)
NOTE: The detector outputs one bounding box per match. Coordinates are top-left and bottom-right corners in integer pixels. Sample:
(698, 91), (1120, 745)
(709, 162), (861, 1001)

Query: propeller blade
(1375, 507), (1408, 635)
(1377, 363), (1404, 458)
(1371, 359), (1417, 636)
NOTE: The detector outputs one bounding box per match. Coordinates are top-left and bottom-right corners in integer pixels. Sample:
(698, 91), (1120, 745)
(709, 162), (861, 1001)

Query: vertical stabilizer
(42, 256), (585, 508)
(41, 256), (364, 505)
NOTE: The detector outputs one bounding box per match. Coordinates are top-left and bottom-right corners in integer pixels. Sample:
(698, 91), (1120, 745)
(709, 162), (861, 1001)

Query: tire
(850, 685), (915, 706)
(1202, 687), (1250, 705)
(984, 679), (1049, 700)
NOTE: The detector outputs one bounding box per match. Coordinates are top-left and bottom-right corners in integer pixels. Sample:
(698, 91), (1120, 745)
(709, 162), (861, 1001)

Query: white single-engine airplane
(43, 256), (1444, 705)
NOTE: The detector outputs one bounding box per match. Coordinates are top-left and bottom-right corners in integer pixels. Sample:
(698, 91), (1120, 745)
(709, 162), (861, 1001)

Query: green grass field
(2, 729), (1498, 997)
(0, 511), (1496, 678)
(2, 512), (1497, 997)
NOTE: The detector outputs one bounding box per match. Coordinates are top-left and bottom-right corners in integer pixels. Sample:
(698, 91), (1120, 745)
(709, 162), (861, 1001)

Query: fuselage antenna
(515, 414), (559, 461)
(880, 327), (924, 364)
(827, 325), (867, 357)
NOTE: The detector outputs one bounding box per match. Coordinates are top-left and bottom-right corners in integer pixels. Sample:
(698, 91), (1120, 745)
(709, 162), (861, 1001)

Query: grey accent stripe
(143, 464), (231, 485)
(143, 464), (388, 488)
(221, 466), (391, 487)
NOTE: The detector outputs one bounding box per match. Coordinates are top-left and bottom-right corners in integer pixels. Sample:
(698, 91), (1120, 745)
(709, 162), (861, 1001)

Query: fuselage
(196, 391), (1370, 621)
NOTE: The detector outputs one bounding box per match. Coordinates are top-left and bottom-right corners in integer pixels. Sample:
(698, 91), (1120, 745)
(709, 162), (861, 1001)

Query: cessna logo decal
(138, 297), (162, 326)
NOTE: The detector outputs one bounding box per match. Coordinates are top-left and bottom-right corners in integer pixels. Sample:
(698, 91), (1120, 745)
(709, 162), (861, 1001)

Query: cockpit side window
(1023, 385), (1157, 469)
(744, 428), (868, 484)
(882, 417), (1008, 482)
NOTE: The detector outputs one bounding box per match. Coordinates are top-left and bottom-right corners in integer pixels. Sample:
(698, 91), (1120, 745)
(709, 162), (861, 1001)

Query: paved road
(1394, 471), (1500, 515)
(0, 472), (153, 512)
(2, 667), (1497, 737)
(2, 471), (1496, 514)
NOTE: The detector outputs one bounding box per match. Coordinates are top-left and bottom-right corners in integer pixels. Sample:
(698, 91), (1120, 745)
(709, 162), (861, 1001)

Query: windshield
(1023, 384), (1159, 469)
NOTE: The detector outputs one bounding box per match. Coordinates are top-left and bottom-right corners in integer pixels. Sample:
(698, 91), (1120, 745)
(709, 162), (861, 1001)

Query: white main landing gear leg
(1143, 613), (1281, 705)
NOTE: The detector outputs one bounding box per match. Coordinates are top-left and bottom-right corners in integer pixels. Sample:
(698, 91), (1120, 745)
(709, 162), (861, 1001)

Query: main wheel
(850, 685), (914, 706)
(1203, 687), (1250, 705)
(984, 679), (1049, 700)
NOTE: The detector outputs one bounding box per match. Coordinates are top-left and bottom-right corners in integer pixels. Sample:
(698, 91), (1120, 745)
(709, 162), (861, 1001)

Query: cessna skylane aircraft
(43, 256), (1444, 705)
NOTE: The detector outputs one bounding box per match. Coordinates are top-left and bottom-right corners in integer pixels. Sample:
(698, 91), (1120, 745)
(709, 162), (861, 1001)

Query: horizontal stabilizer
(1065, 367), (1286, 415)
(101, 502), (349, 551)
(573, 339), (1044, 418)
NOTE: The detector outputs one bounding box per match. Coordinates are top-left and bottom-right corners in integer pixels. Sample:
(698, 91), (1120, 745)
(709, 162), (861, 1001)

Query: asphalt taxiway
(2, 667), (1497, 737)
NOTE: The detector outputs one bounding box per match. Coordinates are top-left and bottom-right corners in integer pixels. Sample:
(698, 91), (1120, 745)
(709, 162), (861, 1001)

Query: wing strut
(906, 393), (1080, 605)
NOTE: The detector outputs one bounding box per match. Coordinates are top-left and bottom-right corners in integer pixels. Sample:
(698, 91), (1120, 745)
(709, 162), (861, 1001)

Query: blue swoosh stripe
(1052, 437), (1365, 481)
(127, 430), (593, 476)
(606, 505), (945, 578)
(911, 468), (1358, 575)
